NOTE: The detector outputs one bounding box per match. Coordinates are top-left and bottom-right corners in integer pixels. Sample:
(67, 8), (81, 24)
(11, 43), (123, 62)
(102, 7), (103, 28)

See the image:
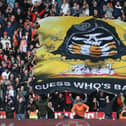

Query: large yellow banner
(33, 16), (126, 94)
(34, 16), (126, 80)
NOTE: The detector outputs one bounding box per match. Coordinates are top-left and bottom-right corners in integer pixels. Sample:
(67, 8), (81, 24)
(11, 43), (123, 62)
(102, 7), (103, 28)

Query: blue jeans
(16, 114), (25, 119)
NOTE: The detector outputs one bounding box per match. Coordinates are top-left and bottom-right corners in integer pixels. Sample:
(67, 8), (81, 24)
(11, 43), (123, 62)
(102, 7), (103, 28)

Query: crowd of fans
(0, 0), (126, 119)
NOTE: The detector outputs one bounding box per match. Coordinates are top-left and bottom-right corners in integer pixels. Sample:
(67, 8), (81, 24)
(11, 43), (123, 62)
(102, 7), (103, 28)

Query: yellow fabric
(34, 16), (126, 80)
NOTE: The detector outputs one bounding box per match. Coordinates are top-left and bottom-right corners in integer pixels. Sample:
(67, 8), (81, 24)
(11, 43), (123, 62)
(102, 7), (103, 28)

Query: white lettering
(114, 84), (121, 90)
(93, 83), (101, 89)
(85, 82), (93, 89)
(74, 82), (84, 89)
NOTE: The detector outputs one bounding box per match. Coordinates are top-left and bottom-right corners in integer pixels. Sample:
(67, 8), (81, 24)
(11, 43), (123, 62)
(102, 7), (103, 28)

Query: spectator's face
(10, 74), (14, 79)
(2, 62), (6, 68)
(63, 0), (66, 4)
(76, 96), (80, 101)
(14, 2), (19, 8)
(77, 101), (82, 106)
(34, 11), (38, 15)
(10, 15), (15, 22)
(3, 34), (8, 39)
(106, 97), (110, 103)
(21, 86), (24, 91)
(0, 2), (3, 7)
(93, 1), (97, 6)
(94, 9), (98, 15)
(76, 4), (80, 10)
(17, 8), (21, 14)
(100, 92), (104, 96)
(8, 22), (12, 27)
(106, 3), (110, 7)
(59, 93), (63, 98)
(24, 70), (28, 75)
(19, 97), (23, 102)
(116, 1), (120, 6)
(19, 19), (23, 24)
(21, 60), (25, 65)
(15, 77), (19, 83)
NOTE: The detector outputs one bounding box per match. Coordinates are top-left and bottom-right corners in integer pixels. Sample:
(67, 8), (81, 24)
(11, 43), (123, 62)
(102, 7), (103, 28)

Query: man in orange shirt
(71, 99), (89, 119)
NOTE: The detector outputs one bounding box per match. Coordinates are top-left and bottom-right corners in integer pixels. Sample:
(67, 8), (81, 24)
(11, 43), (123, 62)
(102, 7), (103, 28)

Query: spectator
(36, 95), (48, 119)
(97, 91), (106, 112)
(113, 1), (122, 18)
(60, 0), (70, 15)
(70, 93), (88, 105)
(16, 96), (26, 119)
(5, 98), (15, 119)
(104, 94), (117, 119)
(103, 2), (114, 19)
(71, 99), (89, 119)
(0, 32), (11, 49)
(54, 93), (66, 112)
(47, 101), (55, 119)
(90, 97), (99, 112)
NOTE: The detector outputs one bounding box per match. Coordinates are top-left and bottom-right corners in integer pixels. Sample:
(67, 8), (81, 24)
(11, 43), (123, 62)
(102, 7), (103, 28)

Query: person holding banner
(71, 99), (89, 119)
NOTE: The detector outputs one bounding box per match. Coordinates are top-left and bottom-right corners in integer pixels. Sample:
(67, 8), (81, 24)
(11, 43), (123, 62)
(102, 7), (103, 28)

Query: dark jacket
(16, 101), (26, 114)
(104, 96), (117, 116)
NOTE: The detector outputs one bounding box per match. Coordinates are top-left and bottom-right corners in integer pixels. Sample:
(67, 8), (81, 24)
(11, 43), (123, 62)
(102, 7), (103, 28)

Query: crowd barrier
(55, 112), (116, 119)
(1, 111), (126, 120)
(1, 119), (126, 126)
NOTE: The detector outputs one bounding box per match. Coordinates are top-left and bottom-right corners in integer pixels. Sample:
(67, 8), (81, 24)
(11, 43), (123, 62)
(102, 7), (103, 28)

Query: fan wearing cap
(71, 99), (89, 119)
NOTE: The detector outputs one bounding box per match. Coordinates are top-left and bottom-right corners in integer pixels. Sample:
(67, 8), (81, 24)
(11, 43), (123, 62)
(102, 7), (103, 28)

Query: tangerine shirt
(71, 103), (89, 117)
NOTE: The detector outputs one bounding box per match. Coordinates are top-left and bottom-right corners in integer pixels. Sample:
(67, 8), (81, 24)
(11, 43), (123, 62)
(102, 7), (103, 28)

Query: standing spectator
(103, 2), (113, 19)
(0, 32), (11, 49)
(97, 91), (106, 112)
(16, 96), (26, 119)
(19, 36), (28, 53)
(60, 0), (70, 15)
(5, 98), (15, 119)
(90, 97), (99, 112)
(70, 93), (88, 105)
(37, 96), (48, 119)
(71, 99), (89, 119)
(4, 21), (15, 38)
(54, 93), (66, 112)
(65, 91), (72, 111)
(104, 94), (117, 119)
(47, 101), (55, 119)
(113, 1), (122, 19)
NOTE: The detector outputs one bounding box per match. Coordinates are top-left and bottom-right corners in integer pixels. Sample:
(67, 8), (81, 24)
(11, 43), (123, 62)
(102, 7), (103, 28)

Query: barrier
(1, 119), (126, 126)
(55, 112), (116, 119)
